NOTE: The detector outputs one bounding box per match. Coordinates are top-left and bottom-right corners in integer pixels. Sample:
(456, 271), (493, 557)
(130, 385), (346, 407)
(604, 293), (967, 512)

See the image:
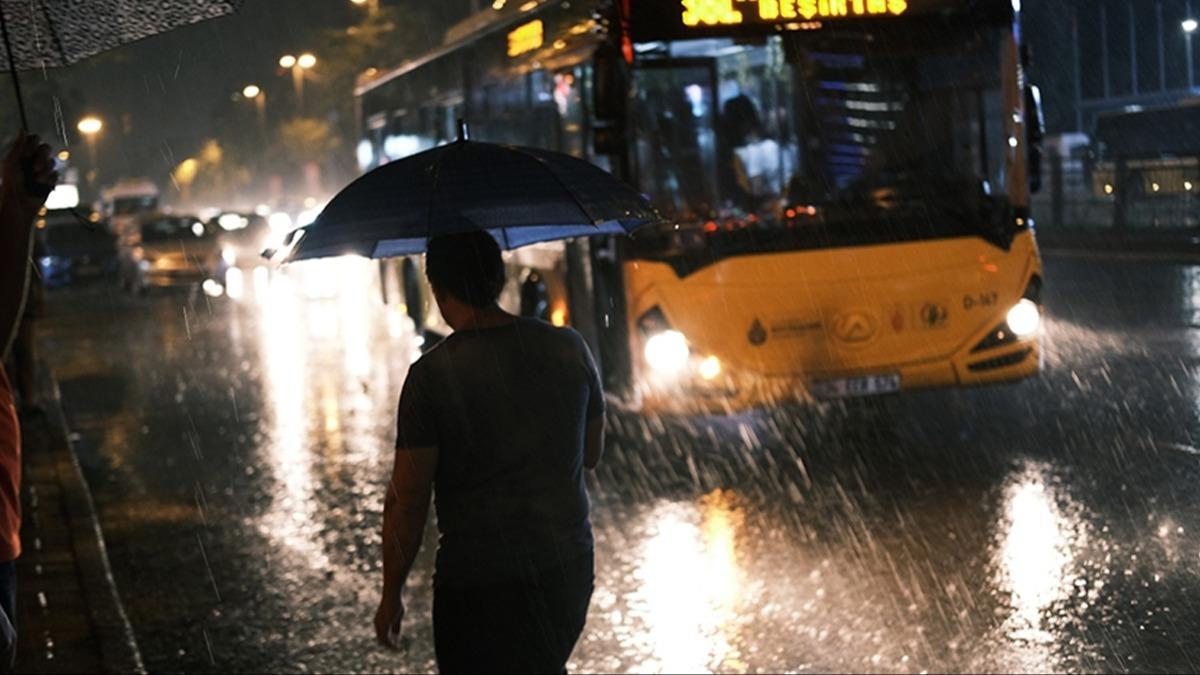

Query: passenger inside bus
(720, 94), (794, 215)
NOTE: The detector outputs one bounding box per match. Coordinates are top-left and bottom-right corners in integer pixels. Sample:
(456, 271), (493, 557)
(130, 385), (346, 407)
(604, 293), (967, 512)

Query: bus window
(553, 69), (586, 158)
(716, 38), (798, 215)
(633, 61), (720, 222)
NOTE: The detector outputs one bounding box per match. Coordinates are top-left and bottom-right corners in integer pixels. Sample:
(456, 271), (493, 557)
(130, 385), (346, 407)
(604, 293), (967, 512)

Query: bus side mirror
(1025, 84), (1046, 194)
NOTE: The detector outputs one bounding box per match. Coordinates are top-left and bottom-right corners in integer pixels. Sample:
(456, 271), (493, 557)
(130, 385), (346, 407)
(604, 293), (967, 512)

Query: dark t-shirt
(395, 317), (604, 588)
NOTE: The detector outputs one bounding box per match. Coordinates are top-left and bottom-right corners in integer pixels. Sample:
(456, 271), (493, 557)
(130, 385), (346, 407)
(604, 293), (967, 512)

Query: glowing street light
(1183, 18), (1199, 33)
(76, 116), (103, 183)
(297, 53), (317, 69)
(279, 54), (297, 69)
(76, 116), (102, 135)
(351, 0), (379, 14)
(241, 84), (266, 129)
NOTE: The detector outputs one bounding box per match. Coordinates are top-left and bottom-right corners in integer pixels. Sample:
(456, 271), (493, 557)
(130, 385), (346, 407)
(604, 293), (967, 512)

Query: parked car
(117, 213), (225, 294)
(37, 209), (118, 288)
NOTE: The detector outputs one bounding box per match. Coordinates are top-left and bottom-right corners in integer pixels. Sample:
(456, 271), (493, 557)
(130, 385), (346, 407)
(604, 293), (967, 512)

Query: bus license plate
(810, 374), (901, 399)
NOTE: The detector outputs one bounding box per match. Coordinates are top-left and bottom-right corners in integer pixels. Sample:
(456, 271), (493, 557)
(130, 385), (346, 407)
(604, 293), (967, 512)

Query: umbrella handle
(0, 2), (29, 131)
(456, 118), (469, 142)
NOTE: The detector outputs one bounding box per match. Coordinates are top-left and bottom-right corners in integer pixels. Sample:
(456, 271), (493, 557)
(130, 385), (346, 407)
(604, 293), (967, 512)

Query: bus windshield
(630, 25), (1012, 268)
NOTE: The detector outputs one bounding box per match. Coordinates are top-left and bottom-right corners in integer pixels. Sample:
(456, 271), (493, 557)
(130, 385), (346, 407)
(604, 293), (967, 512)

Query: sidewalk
(13, 365), (144, 674)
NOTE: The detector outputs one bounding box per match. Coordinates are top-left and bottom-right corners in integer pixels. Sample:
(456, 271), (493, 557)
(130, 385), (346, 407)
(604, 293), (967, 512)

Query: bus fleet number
(963, 291), (999, 311)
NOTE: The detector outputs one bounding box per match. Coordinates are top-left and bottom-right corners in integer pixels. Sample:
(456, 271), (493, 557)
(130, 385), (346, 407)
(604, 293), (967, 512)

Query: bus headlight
(1005, 298), (1041, 337)
(644, 330), (690, 375)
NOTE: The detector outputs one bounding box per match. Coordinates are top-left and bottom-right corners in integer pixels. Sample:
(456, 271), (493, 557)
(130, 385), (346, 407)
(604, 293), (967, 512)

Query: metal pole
(1190, 1), (1197, 90)
(1130, 3), (1139, 95)
(0, 2), (29, 130)
(1189, 31), (1196, 90)
(1158, 1), (1167, 91)
(1073, 11), (1084, 132)
(1100, 3), (1111, 99)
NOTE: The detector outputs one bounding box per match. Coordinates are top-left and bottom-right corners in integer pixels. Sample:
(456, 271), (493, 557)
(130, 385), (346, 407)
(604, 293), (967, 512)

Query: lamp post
(279, 52), (317, 109)
(76, 116), (103, 186)
(242, 84), (266, 129)
(1185, 18), (1198, 90)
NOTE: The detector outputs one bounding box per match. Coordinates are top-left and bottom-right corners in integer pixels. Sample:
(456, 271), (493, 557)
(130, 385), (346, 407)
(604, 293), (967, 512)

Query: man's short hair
(425, 230), (505, 308)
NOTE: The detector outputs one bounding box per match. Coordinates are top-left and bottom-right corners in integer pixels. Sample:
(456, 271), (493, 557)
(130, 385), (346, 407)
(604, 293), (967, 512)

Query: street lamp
(1186, 18), (1198, 90)
(242, 84), (266, 129)
(76, 116), (103, 184)
(279, 53), (316, 108)
(351, 0), (379, 15)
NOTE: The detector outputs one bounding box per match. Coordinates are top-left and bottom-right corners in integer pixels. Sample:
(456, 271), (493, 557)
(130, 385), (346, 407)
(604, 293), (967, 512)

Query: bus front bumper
(635, 339), (1042, 415)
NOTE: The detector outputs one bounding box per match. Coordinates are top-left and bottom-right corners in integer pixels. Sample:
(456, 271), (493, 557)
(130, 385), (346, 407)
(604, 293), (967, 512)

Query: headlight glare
(644, 330), (689, 375)
(1006, 298), (1041, 337)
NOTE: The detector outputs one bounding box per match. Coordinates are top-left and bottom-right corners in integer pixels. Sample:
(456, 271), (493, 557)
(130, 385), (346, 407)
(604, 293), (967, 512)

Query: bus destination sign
(508, 19), (545, 57)
(681, 0), (909, 28)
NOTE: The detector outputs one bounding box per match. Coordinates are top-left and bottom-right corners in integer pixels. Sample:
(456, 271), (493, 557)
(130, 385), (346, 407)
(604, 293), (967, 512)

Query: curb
(38, 366), (145, 675)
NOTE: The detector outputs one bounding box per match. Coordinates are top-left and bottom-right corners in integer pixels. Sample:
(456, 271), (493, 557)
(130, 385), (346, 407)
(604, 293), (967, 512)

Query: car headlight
(222, 247), (237, 265)
(1005, 298), (1041, 337)
(644, 330), (690, 375)
(698, 355), (722, 380)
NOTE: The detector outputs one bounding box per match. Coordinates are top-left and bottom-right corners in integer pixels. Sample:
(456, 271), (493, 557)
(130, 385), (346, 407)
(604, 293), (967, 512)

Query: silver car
(117, 213), (225, 294)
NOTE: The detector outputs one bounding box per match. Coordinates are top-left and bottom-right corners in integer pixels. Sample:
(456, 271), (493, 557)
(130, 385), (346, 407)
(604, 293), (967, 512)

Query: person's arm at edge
(584, 416), (605, 470)
(581, 331), (605, 470)
(374, 444), (437, 648)
(0, 134), (55, 359)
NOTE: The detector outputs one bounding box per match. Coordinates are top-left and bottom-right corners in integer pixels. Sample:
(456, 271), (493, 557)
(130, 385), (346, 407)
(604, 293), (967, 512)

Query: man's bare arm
(584, 416), (604, 470)
(380, 446), (438, 605)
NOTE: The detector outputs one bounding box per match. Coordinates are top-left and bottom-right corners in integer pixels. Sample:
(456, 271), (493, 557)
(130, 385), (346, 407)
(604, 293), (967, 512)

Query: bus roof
(355, 0), (568, 97)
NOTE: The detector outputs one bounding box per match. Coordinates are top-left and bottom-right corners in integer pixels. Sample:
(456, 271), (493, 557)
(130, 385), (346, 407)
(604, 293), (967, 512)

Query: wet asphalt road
(37, 253), (1200, 673)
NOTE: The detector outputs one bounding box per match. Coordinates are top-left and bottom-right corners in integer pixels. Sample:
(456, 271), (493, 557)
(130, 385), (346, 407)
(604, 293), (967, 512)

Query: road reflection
(255, 270), (331, 569)
(626, 490), (746, 673)
(998, 465), (1074, 635)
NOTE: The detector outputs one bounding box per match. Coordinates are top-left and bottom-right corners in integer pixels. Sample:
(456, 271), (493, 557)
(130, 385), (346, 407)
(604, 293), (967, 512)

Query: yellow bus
(356, 0), (1046, 412)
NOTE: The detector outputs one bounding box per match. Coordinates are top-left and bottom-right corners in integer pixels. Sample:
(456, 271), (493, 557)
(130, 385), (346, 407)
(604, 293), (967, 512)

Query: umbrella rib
(507, 146), (602, 227)
(36, 0), (67, 66)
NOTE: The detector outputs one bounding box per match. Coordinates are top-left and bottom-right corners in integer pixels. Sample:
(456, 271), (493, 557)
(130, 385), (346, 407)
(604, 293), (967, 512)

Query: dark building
(1026, 0), (1199, 135)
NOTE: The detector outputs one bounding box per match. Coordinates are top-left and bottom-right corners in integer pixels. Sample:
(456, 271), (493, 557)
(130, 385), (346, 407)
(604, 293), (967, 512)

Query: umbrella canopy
(283, 136), (664, 263)
(0, 0), (241, 127)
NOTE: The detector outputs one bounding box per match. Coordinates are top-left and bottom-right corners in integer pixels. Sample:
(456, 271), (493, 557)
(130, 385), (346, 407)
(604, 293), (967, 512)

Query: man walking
(374, 231), (605, 673)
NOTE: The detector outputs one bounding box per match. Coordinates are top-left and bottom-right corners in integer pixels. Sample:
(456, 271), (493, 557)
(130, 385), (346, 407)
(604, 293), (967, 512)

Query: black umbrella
(0, 0), (241, 129)
(282, 123), (664, 262)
